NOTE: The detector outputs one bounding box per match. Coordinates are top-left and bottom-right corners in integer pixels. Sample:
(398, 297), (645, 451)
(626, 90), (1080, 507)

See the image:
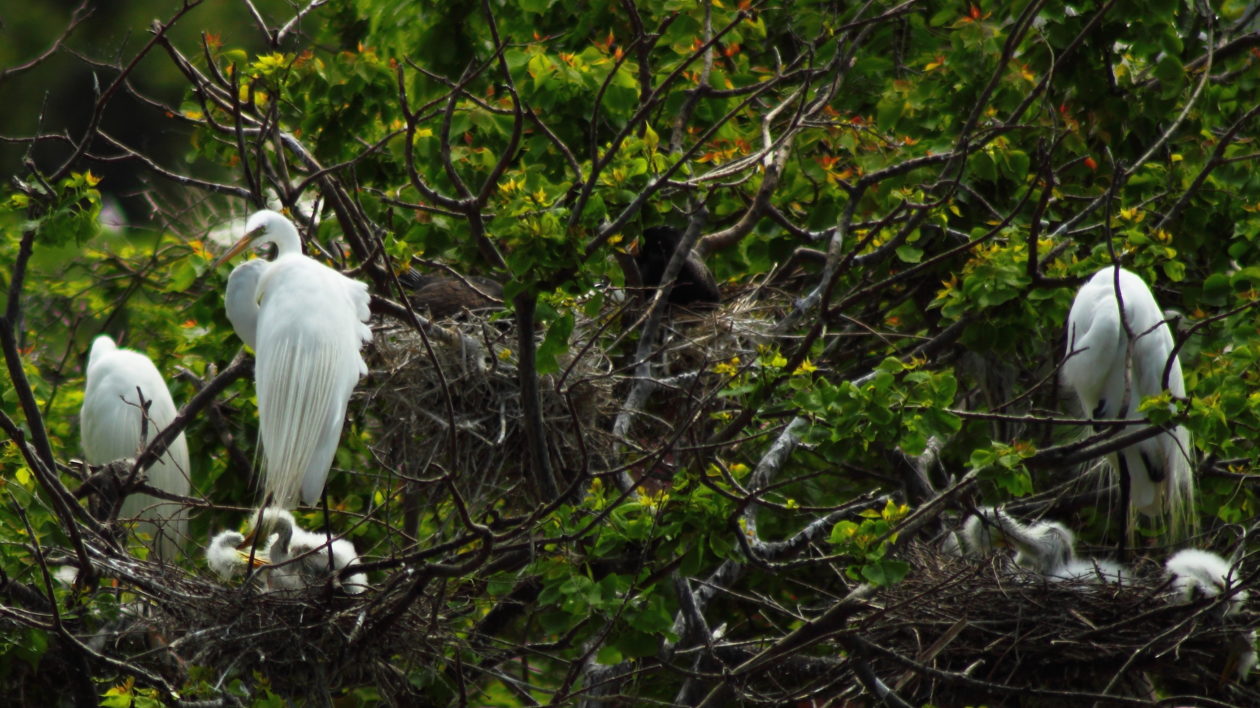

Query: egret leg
(320, 490), (335, 587)
(1116, 455), (1131, 562)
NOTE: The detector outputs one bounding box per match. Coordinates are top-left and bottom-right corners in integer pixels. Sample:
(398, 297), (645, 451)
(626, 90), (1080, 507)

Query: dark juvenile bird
(398, 269), (504, 319)
(635, 226), (720, 307)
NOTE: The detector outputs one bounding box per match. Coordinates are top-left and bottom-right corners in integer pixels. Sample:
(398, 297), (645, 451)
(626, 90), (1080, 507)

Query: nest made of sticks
(73, 550), (444, 702)
(858, 542), (1260, 705)
(364, 308), (618, 507)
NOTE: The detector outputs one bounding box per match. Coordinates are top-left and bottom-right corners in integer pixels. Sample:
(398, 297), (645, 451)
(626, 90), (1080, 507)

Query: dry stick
(49, 2), (203, 182)
(0, 2), (90, 81)
(8, 493), (98, 706)
(130, 352), (252, 477)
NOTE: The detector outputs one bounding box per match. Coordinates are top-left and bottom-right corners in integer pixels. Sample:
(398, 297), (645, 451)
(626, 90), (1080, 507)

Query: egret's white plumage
(206, 530), (254, 580)
(247, 508), (367, 594)
(956, 508), (1131, 584)
(1063, 267), (1194, 538)
(1050, 557), (1130, 584)
(943, 508), (1002, 557)
(215, 210), (371, 508)
(81, 335), (190, 559)
(1165, 548), (1247, 616)
(994, 514), (1076, 575)
(225, 258), (271, 349)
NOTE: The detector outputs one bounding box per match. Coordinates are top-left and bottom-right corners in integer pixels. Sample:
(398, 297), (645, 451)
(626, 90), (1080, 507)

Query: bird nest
(73, 551), (443, 702)
(363, 308), (618, 509)
(854, 542), (1260, 705)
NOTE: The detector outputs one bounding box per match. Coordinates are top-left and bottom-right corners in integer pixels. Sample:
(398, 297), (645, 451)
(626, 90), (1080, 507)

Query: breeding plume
(80, 335), (190, 559)
(1062, 267), (1194, 539)
(217, 210), (372, 508)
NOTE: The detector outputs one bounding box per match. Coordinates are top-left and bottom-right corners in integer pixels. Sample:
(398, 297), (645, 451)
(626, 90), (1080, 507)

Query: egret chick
(81, 335), (190, 559)
(1050, 557), (1131, 584)
(214, 210), (372, 509)
(244, 508), (367, 594)
(206, 530), (262, 580)
(1165, 548), (1247, 617)
(1062, 267), (1194, 540)
(943, 508), (1003, 557)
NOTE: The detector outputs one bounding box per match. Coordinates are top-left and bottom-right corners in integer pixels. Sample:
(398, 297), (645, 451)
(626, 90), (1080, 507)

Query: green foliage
(3, 0), (1260, 704)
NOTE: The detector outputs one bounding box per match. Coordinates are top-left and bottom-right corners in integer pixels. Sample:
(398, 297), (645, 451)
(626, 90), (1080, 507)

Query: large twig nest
(364, 309), (617, 507)
(861, 543), (1259, 705)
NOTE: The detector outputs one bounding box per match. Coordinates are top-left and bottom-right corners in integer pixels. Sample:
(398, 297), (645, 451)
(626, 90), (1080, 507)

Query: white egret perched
(81, 335), (190, 559)
(215, 210), (372, 509)
(1062, 266), (1194, 540)
(243, 508), (367, 594)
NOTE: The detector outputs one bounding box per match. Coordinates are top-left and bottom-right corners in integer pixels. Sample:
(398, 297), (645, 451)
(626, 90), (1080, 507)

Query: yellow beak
(212, 225), (265, 268)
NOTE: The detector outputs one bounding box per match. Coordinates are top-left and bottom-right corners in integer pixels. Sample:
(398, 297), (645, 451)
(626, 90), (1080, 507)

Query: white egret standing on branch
(215, 210), (372, 509)
(81, 335), (190, 559)
(1062, 266), (1194, 541)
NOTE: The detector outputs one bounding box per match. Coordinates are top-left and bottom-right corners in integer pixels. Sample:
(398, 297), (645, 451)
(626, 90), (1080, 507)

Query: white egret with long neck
(215, 210), (372, 509)
(80, 335), (190, 559)
(1062, 266), (1194, 541)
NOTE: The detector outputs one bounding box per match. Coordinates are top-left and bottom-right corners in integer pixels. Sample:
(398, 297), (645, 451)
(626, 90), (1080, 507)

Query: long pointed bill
(237, 527), (259, 550)
(212, 226), (265, 268)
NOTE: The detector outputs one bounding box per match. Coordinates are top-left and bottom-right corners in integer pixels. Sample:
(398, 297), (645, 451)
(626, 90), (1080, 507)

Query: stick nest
(80, 552), (442, 702)
(858, 542), (1260, 705)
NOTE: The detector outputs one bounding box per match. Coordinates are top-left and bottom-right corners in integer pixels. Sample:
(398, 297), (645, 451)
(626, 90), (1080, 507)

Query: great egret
(224, 258), (271, 349)
(635, 226), (721, 306)
(943, 507), (1001, 557)
(206, 530), (257, 580)
(81, 335), (190, 559)
(975, 510), (1075, 574)
(950, 508), (1130, 583)
(215, 210), (372, 509)
(1050, 557), (1130, 584)
(1165, 548), (1247, 616)
(1062, 266), (1194, 540)
(243, 508), (367, 594)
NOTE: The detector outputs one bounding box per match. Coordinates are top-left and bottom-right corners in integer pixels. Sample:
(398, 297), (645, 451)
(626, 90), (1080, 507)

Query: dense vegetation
(2, 0), (1259, 704)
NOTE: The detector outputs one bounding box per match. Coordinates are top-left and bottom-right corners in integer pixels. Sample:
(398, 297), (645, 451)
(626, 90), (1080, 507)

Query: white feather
(250, 508), (367, 594)
(206, 530), (252, 580)
(1165, 548), (1247, 616)
(228, 211), (372, 508)
(945, 508), (1003, 557)
(225, 258), (270, 349)
(81, 335), (190, 559)
(1049, 558), (1131, 584)
(1062, 267), (1194, 537)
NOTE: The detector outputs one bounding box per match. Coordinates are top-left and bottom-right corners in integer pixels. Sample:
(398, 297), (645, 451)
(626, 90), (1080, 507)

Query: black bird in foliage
(635, 226), (720, 307)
